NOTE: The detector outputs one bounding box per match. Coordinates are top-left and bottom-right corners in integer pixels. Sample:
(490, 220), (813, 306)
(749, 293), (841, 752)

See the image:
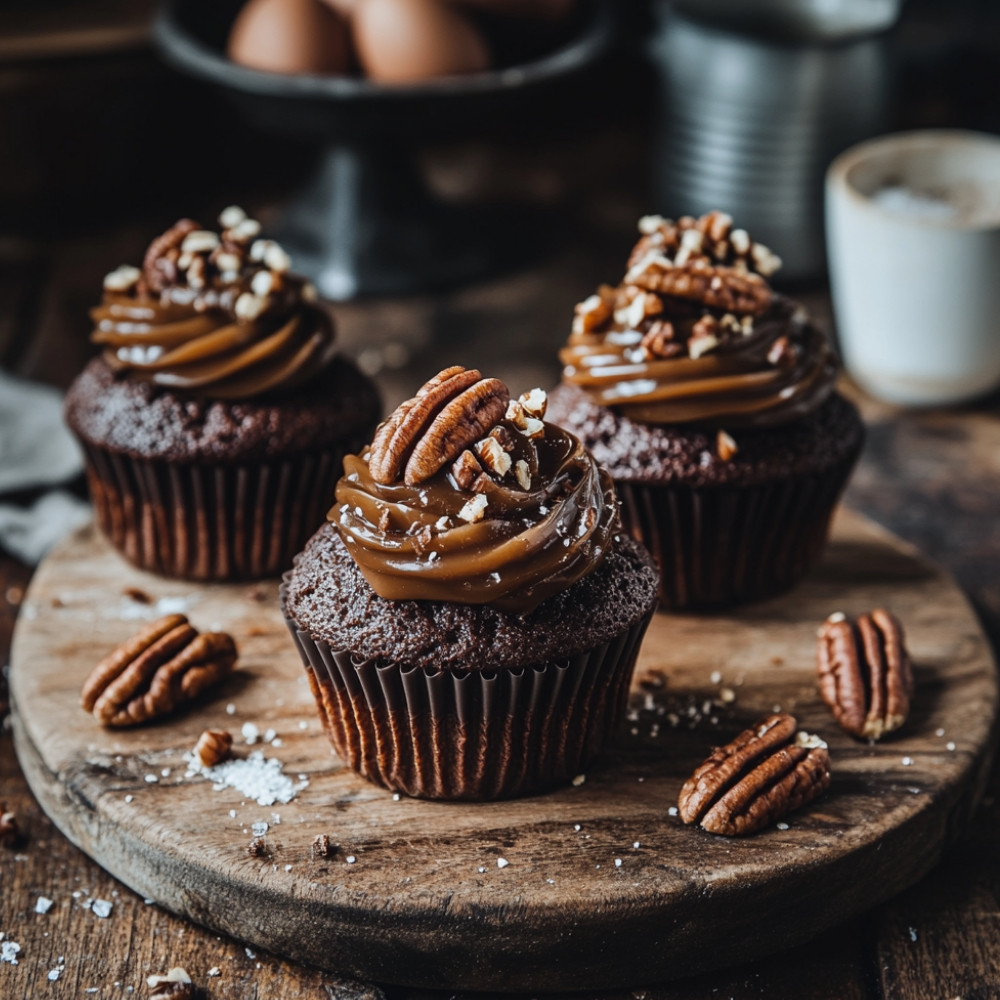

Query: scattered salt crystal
(935, 728), (945, 737)
(271, 739), (283, 748)
(571, 774), (586, 787)
(35, 896), (53, 914)
(208, 967), (220, 977)
(573, 824), (582, 832)
(284, 865), (292, 872)
(477, 866), (486, 874)
(161, 768), (171, 778)
(92, 899), (113, 918)
(229, 810), (237, 818)
(252, 822), (268, 837)
(201, 750), (307, 806)
(392, 793), (401, 801)
(298, 721), (308, 730)
(614, 858), (623, 868)
(1, 940), (20, 964)
(668, 806), (678, 817)
(242, 722), (260, 745)
(902, 757), (914, 766)
(632, 842), (640, 849)
(124, 795), (133, 804)
(48, 967), (62, 981)
(144, 774), (158, 783)
(776, 822), (790, 831)
(263, 728), (277, 744)
(497, 858), (509, 869)
(947, 742), (956, 751)
(245, 948), (256, 959)
(908, 927), (918, 942)
(346, 856), (356, 864)
(719, 688), (736, 703)
(546, 878), (555, 885)
(710, 671), (722, 684)
(226, 703), (236, 715)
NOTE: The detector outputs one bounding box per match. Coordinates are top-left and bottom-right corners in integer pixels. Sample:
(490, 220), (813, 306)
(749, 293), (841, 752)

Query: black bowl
(154, 0), (615, 142)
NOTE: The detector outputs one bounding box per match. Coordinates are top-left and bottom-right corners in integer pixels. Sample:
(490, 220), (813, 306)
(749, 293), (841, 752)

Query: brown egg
(447, 0), (576, 20)
(353, 0), (490, 84)
(228, 0), (352, 76)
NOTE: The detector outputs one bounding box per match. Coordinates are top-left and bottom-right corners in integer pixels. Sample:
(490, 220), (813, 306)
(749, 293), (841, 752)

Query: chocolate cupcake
(548, 211), (864, 609)
(65, 208), (380, 581)
(281, 367), (659, 800)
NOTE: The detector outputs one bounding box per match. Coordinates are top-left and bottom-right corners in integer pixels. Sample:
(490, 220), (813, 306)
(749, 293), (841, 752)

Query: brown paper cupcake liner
(82, 443), (343, 581)
(281, 579), (654, 801)
(616, 455), (858, 610)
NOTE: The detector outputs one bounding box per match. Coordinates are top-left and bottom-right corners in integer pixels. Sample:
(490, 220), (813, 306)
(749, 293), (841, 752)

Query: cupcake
(548, 211), (864, 609)
(65, 208), (381, 581)
(281, 366), (659, 800)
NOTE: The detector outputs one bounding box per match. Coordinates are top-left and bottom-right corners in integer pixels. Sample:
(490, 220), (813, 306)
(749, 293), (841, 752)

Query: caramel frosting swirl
(559, 212), (838, 429)
(92, 209), (336, 400)
(332, 371), (618, 614)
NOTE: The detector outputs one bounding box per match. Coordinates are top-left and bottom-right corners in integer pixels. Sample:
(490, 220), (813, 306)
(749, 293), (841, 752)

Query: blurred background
(1, 0), (999, 577)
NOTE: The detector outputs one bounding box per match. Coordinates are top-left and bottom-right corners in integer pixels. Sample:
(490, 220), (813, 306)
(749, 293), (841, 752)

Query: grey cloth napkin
(0, 370), (90, 564)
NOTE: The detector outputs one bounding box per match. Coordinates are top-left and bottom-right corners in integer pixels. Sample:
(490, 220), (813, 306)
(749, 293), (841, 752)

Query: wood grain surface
(8, 509), (997, 992)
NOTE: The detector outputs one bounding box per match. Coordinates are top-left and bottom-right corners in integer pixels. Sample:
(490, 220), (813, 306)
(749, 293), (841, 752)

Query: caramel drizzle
(91, 292), (336, 400)
(332, 422), (618, 614)
(560, 303), (838, 428)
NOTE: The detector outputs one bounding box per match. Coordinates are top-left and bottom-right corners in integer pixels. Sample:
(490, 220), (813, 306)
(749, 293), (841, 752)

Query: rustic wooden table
(2, 206), (999, 999)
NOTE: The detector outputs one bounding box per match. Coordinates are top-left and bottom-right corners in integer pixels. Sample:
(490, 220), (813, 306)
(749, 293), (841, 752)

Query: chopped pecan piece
(368, 367), (510, 486)
(147, 968), (197, 1000)
(678, 714), (831, 836)
(312, 833), (335, 858)
(640, 320), (679, 360)
(451, 449), (484, 490)
(0, 802), (20, 848)
(817, 610), (914, 740)
(192, 729), (233, 769)
(81, 615), (237, 728)
(716, 430), (738, 461)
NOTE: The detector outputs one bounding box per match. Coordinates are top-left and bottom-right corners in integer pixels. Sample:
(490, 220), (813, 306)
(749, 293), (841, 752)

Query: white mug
(826, 129), (1000, 406)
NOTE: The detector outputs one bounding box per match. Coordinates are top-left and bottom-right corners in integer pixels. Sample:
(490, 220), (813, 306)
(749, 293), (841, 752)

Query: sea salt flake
(614, 858), (623, 868)
(947, 742), (957, 751)
(92, 899), (113, 918)
(242, 722), (260, 744)
(902, 756), (914, 766)
(668, 806), (679, 817)
(633, 842), (640, 849)
(935, 727), (945, 737)
(48, 967), (63, 981)
(200, 750), (307, 806)
(573, 824), (582, 832)
(124, 795), (133, 804)
(1, 941), (21, 964)
(263, 728), (277, 743)
(908, 927), (918, 942)
(35, 896), (53, 914)
(776, 822), (790, 831)
(252, 821), (269, 837)
(710, 671), (722, 684)
(346, 856), (357, 864)
(477, 867), (486, 874)
(497, 858), (509, 869)
(208, 967), (220, 977)
(226, 703), (236, 715)
(144, 774), (158, 783)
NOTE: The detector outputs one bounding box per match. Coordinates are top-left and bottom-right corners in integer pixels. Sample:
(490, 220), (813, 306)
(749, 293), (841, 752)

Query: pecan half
(368, 367), (510, 486)
(817, 610), (914, 740)
(81, 615), (237, 728)
(142, 219), (200, 293)
(678, 714), (831, 836)
(632, 261), (773, 316)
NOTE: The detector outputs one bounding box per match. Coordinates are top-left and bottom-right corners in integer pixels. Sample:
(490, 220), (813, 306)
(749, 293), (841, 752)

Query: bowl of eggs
(154, 0), (614, 297)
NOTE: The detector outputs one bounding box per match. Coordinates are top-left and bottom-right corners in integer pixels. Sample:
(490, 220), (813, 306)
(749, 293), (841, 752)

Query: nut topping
(147, 967), (197, 1000)
(368, 368), (510, 486)
(632, 260), (773, 317)
(817, 609), (914, 740)
(81, 615), (237, 728)
(678, 713), (831, 836)
(192, 729), (233, 769)
(0, 802), (20, 848)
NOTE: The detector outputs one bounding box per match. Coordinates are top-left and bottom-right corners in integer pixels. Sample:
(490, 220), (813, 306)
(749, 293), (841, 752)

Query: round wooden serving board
(10, 509), (998, 992)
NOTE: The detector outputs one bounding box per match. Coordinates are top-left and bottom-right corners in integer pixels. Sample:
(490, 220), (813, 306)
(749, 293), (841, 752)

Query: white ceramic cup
(826, 129), (1000, 406)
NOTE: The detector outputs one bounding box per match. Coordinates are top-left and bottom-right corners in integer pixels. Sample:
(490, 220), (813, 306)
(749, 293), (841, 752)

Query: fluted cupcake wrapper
(616, 455), (858, 610)
(82, 443), (343, 581)
(280, 578), (654, 801)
